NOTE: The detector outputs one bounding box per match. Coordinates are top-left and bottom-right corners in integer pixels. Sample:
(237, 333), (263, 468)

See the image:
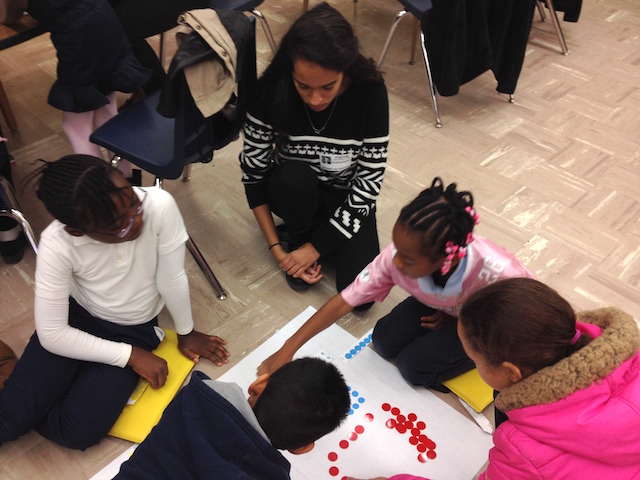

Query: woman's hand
(420, 311), (453, 330)
(178, 330), (229, 366)
(279, 242), (322, 281)
(257, 347), (294, 377)
(127, 346), (169, 389)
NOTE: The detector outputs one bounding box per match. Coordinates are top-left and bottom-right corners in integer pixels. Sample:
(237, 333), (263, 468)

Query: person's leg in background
(109, 0), (209, 95)
(62, 110), (105, 158)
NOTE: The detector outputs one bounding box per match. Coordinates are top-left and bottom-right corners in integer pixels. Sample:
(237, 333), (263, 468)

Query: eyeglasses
(114, 190), (147, 238)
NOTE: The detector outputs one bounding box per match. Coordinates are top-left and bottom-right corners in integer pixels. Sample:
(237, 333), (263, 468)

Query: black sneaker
(285, 273), (312, 292)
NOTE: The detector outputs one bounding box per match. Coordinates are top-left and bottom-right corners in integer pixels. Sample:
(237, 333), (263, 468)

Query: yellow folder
(109, 329), (195, 443)
(442, 368), (494, 413)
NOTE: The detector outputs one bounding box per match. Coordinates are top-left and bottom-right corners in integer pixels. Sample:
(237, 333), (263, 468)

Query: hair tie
(570, 320), (603, 346)
(465, 206), (480, 225)
(569, 330), (581, 345)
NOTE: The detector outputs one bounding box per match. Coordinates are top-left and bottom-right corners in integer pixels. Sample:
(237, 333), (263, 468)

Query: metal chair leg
(182, 164), (192, 182)
(535, 0), (547, 20)
(251, 9), (277, 54)
(379, 10), (441, 127)
(419, 30), (442, 128)
(0, 176), (38, 255)
(377, 9), (409, 67)
(536, 0), (569, 55)
(186, 236), (226, 300)
(545, 0), (569, 55)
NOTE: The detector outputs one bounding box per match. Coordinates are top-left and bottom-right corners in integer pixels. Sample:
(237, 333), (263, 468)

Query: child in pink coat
(347, 278), (640, 480)
(458, 278), (640, 479)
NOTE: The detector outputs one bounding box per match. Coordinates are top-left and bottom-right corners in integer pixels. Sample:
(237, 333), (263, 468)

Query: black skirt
(29, 0), (151, 112)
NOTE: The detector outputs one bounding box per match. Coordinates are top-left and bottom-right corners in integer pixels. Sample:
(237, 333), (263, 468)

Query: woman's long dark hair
(254, 2), (383, 133)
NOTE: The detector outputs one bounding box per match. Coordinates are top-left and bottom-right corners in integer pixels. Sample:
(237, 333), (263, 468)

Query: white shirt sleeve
(34, 293), (132, 368)
(156, 242), (194, 335)
(34, 226), (132, 368)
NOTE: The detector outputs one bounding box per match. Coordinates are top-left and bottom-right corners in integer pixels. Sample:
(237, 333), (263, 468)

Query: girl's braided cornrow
(398, 177), (477, 258)
(32, 154), (125, 230)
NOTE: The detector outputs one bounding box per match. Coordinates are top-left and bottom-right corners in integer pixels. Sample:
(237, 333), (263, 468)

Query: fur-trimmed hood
(496, 307), (640, 412)
(484, 308), (640, 480)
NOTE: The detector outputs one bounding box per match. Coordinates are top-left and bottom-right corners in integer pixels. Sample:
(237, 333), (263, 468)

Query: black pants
(0, 299), (160, 450)
(110, 0), (209, 94)
(267, 162), (380, 294)
(372, 296), (474, 387)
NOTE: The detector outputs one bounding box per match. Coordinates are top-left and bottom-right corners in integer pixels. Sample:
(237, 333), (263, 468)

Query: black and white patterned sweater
(240, 81), (389, 256)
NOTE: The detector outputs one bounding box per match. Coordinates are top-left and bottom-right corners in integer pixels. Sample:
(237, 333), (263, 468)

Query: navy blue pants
(0, 299), (160, 450)
(372, 296), (474, 387)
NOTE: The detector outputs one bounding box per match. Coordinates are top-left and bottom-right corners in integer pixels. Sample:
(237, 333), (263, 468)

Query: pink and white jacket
(341, 236), (533, 315)
(485, 308), (640, 480)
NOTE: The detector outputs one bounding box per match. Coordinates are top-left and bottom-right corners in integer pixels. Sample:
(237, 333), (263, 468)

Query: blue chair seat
(93, 91), (186, 179)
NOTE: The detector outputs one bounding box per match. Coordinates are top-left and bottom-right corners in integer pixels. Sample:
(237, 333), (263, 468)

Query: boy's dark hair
(33, 154), (126, 230)
(253, 357), (350, 450)
(255, 2), (383, 133)
(459, 278), (590, 374)
(397, 177), (476, 258)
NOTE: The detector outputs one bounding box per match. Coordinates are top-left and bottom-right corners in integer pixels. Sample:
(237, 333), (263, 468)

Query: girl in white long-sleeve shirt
(0, 154), (229, 450)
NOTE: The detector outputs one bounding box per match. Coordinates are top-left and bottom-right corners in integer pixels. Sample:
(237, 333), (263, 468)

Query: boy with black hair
(114, 357), (350, 479)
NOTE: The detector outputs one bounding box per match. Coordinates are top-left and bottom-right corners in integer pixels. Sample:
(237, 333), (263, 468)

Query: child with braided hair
(258, 177), (533, 390)
(0, 154), (229, 450)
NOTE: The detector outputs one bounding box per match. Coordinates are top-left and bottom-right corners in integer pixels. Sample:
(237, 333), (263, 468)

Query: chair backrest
(90, 13), (256, 181)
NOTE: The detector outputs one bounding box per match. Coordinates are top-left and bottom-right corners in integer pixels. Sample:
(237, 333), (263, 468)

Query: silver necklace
(303, 97), (338, 135)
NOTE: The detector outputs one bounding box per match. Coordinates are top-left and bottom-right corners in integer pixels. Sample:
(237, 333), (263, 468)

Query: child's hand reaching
(420, 311), (453, 330)
(128, 346), (169, 388)
(257, 347), (293, 377)
(178, 330), (229, 366)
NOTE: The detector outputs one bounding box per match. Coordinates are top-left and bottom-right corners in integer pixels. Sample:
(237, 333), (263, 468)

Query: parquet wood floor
(1, 0), (639, 478)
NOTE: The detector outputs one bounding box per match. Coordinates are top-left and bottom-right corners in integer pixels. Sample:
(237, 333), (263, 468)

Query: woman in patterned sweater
(240, 2), (388, 297)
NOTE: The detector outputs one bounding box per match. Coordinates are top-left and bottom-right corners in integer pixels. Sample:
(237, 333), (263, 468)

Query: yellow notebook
(109, 329), (195, 443)
(442, 368), (494, 413)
